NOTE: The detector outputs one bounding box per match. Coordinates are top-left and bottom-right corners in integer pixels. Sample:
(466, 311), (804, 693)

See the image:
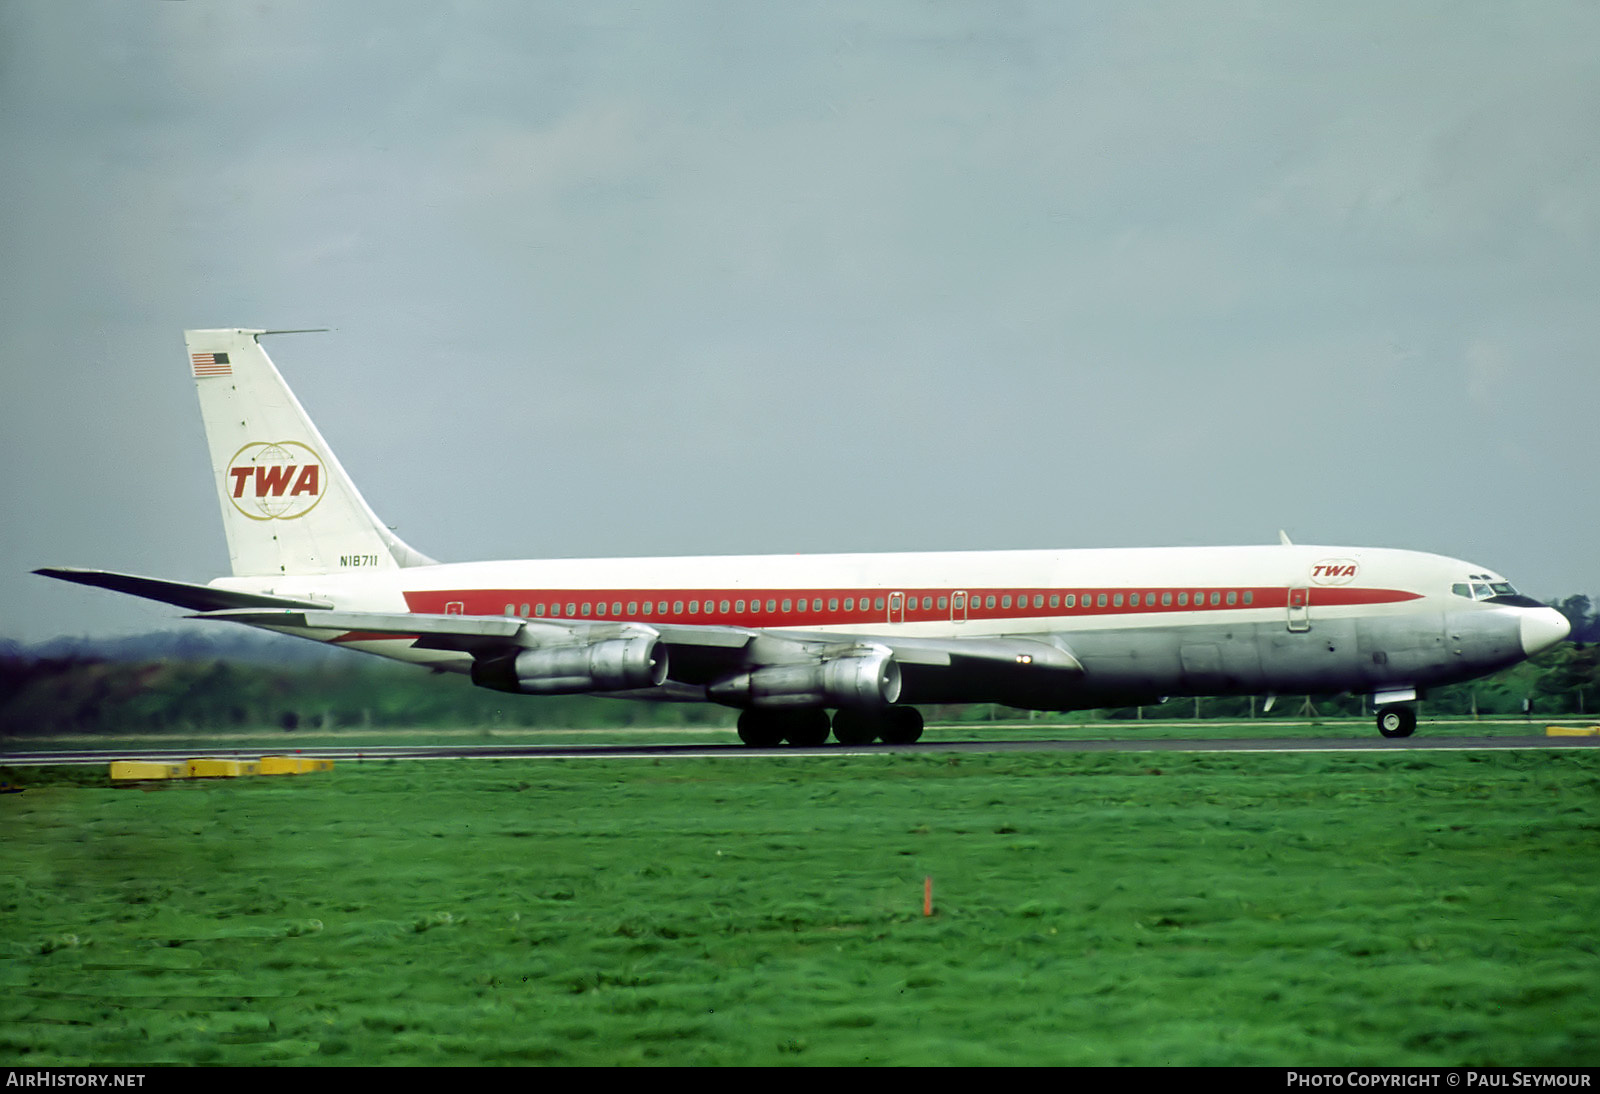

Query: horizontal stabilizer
(34, 568), (330, 613)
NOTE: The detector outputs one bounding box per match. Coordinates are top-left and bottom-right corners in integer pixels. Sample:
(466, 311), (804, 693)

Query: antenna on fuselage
(1278, 530), (1293, 546)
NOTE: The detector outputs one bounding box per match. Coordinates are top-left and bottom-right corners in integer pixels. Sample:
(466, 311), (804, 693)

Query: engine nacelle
(708, 648), (902, 709)
(471, 636), (668, 695)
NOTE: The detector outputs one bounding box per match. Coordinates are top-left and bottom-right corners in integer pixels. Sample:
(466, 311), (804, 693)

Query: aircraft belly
(897, 623), (1269, 709)
(1258, 618), (1366, 691)
(1072, 624), (1264, 696)
(1351, 612), (1443, 686)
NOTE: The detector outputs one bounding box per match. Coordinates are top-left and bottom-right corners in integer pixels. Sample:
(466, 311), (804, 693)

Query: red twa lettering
(228, 463), (322, 497)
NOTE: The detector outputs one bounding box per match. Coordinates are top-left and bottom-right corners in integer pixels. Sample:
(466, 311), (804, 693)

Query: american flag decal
(191, 352), (231, 377)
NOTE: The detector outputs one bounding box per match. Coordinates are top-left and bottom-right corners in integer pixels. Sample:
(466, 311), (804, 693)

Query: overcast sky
(3, 1), (1597, 643)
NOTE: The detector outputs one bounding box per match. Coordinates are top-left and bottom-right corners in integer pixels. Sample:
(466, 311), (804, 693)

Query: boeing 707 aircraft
(36, 329), (1570, 745)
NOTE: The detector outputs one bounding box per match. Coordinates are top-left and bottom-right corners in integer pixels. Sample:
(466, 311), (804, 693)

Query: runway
(4, 732), (1597, 767)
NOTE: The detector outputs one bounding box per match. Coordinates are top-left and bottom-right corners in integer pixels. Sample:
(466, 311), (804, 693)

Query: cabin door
(1286, 586), (1311, 632)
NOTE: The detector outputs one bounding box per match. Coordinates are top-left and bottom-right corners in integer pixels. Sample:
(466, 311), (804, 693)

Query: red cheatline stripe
(398, 585), (1421, 628)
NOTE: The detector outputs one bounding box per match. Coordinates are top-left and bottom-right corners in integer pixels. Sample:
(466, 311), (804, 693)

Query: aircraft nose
(1520, 607), (1571, 656)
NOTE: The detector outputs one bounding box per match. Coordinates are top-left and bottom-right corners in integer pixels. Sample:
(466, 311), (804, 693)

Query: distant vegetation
(0, 633), (731, 736)
(2, 595), (1596, 736)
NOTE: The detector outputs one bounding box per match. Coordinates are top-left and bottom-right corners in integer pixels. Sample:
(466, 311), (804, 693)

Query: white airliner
(37, 329), (1570, 745)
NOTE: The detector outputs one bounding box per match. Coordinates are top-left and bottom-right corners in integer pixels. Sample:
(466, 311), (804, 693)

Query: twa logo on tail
(226, 441), (325, 521)
(1311, 558), (1360, 585)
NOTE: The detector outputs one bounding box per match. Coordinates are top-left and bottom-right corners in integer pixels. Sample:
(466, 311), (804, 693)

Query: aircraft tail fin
(185, 329), (436, 577)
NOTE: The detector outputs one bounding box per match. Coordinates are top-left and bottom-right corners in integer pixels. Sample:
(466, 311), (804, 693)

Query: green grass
(2, 749), (1598, 1065)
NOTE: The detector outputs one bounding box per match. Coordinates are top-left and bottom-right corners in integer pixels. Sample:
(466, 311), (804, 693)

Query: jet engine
(471, 636), (667, 695)
(708, 648), (902, 708)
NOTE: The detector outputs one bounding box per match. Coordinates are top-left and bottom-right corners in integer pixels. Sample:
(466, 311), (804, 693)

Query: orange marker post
(924, 876), (933, 917)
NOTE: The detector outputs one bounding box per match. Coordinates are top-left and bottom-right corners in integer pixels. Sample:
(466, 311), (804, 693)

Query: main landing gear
(1375, 705), (1417, 739)
(735, 706), (924, 747)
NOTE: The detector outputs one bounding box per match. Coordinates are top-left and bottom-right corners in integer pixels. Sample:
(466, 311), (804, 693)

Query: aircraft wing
(189, 607), (1083, 690)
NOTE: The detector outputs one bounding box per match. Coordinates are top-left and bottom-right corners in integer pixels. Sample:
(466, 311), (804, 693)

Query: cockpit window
(1452, 579), (1529, 603)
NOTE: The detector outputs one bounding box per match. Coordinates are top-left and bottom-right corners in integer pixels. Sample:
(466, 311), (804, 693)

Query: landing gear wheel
(878, 706), (925, 745)
(1376, 705), (1416, 739)
(736, 709), (785, 747)
(782, 709), (831, 747)
(831, 708), (879, 746)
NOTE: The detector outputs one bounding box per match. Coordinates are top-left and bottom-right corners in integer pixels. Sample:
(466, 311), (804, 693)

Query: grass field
(2, 745), (1598, 1066)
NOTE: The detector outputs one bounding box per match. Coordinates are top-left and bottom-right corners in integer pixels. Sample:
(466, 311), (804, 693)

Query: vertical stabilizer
(185, 329), (435, 577)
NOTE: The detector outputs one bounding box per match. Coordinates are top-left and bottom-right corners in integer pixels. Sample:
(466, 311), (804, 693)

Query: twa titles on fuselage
(36, 329), (1570, 746)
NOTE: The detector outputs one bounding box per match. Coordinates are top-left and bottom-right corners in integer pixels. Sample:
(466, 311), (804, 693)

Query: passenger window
(581, 603), (592, 616)
(1161, 592), (1172, 606)
(1243, 592), (1253, 605)
(1209, 592), (1221, 606)
(535, 604), (546, 617)
(813, 598), (822, 612)
(1001, 595), (1012, 609)
(657, 601), (668, 614)
(1049, 594), (1059, 608)
(844, 597), (854, 611)
(596, 602), (607, 616)
(688, 600), (698, 614)
(877, 597), (887, 611)
(627, 601), (637, 615)
(566, 602), (577, 616)
(720, 599), (731, 613)
(782, 598), (792, 612)
(1178, 593), (1188, 606)
(829, 598), (839, 611)
(1065, 594), (1075, 608)
(766, 599), (776, 612)
(984, 595), (995, 609)
(642, 601), (652, 615)
(1226, 591), (1237, 606)
(673, 600), (684, 614)
(1097, 594), (1107, 607)
(939, 596), (949, 609)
